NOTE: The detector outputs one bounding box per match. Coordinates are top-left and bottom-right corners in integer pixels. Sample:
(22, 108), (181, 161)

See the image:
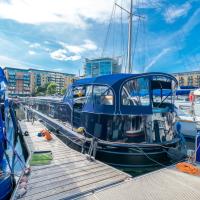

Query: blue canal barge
(24, 73), (185, 169)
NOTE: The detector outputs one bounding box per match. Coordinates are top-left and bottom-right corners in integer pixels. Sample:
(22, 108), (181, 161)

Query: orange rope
(176, 162), (200, 175)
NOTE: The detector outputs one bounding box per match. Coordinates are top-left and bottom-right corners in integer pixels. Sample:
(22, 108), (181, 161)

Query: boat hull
(54, 127), (182, 170)
(0, 175), (13, 200)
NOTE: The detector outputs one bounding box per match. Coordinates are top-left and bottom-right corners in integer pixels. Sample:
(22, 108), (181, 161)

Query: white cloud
(0, 55), (41, 68)
(82, 39), (97, 50)
(28, 50), (36, 55)
(29, 43), (41, 48)
(59, 39), (97, 54)
(0, 0), (115, 28)
(144, 48), (171, 72)
(0, 0), (157, 28)
(28, 42), (51, 53)
(50, 49), (81, 61)
(60, 44), (84, 54)
(164, 3), (191, 23)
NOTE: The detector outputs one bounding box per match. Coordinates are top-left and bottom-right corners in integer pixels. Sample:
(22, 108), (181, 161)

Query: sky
(0, 0), (199, 75)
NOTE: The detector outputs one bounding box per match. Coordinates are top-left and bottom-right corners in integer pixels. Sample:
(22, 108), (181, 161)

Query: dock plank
(13, 120), (130, 200)
(22, 172), (127, 200)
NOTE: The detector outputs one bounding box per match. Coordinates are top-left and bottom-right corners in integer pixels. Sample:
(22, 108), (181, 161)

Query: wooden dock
(78, 165), (200, 200)
(13, 117), (200, 200)
(12, 120), (130, 200)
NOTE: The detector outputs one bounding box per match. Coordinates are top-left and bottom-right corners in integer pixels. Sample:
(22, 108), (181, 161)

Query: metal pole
(127, 0), (133, 73)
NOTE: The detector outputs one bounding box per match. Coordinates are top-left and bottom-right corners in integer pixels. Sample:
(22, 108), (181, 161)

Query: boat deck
(12, 120), (130, 200)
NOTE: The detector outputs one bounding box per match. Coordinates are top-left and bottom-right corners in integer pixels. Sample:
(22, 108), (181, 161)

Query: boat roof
(73, 72), (177, 87)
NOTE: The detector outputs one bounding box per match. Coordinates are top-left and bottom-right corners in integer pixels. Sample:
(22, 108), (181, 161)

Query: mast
(127, 0), (133, 73)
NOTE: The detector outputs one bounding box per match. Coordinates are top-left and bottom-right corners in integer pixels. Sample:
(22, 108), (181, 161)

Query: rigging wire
(101, 2), (116, 58)
(132, 17), (140, 72)
(112, 4), (117, 58)
(120, 0), (125, 72)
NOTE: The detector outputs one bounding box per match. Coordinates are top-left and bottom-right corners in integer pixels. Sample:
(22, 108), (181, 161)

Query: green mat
(29, 152), (53, 166)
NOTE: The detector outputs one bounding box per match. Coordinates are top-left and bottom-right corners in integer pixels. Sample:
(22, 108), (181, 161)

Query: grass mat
(29, 152), (53, 166)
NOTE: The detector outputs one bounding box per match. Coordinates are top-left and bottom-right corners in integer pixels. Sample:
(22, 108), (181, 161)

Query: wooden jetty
(12, 120), (130, 200)
(78, 165), (200, 200)
(12, 115), (200, 200)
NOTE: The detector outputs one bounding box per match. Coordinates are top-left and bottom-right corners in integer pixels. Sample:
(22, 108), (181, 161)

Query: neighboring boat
(175, 88), (200, 138)
(0, 67), (27, 199)
(0, 68), (13, 200)
(23, 72), (186, 170)
(175, 108), (199, 138)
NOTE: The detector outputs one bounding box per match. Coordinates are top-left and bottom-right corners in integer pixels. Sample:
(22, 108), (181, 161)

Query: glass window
(72, 85), (93, 105)
(121, 78), (150, 106)
(100, 61), (111, 75)
(93, 85), (114, 105)
(85, 85), (93, 104)
(86, 63), (92, 77)
(151, 76), (175, 105)
(92, 63), (99, 77)
(65, 87), (72, 98)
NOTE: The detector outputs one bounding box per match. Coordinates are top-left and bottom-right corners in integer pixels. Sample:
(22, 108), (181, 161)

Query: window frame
(120, 77), (151, 107)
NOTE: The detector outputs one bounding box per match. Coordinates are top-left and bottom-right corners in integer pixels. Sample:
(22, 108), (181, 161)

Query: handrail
(23, 105), (181, 150)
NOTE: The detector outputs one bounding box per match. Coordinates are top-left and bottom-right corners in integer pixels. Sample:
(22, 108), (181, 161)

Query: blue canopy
(180, 86), (198, 89)
(176, 89), (191, 95)
(66, 72), (178, 115)
(73, 72), (177, 88)
(131, 89), (172, 97)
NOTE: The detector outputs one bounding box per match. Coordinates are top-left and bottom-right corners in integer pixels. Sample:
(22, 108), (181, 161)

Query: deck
(12, 120), (130, 200)
(13, 114), (200, 200)
(78, 165), (200, 200)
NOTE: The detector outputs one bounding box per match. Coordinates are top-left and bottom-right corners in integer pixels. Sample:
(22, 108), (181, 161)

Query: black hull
(51, 125), (181, 170)
(32, 109), (182, 171)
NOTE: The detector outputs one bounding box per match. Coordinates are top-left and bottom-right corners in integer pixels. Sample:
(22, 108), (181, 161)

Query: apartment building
(4, 67), (31, 96)
(84, 58), (122, 77)
(4, 67), (75, 96)
(173, 71), (200, 87)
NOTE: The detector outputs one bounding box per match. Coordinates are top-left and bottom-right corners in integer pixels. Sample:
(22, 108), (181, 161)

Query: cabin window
(121, 78), (150, 106)
(93, 85), (114, 105)
(151, 76), (175, 106)
(85, 85), (93, 104)
(65, 87), (73, 98)
(73, 86), (86, 98)
(73, 85), (93, 105)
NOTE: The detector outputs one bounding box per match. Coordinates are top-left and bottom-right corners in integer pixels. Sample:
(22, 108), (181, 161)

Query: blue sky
(0, 0), (199, 75)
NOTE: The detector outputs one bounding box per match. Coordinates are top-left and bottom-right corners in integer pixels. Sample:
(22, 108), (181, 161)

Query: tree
(47, 82), (57, 95)
(34, 83), (50, 96)
(61, 88), (67, 95)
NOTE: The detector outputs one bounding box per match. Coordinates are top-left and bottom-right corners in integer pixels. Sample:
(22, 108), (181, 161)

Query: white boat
(175, 98), (200, 138)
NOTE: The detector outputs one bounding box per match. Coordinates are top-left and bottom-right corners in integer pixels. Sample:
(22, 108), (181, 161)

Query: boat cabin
(63, 73), (178, 144)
